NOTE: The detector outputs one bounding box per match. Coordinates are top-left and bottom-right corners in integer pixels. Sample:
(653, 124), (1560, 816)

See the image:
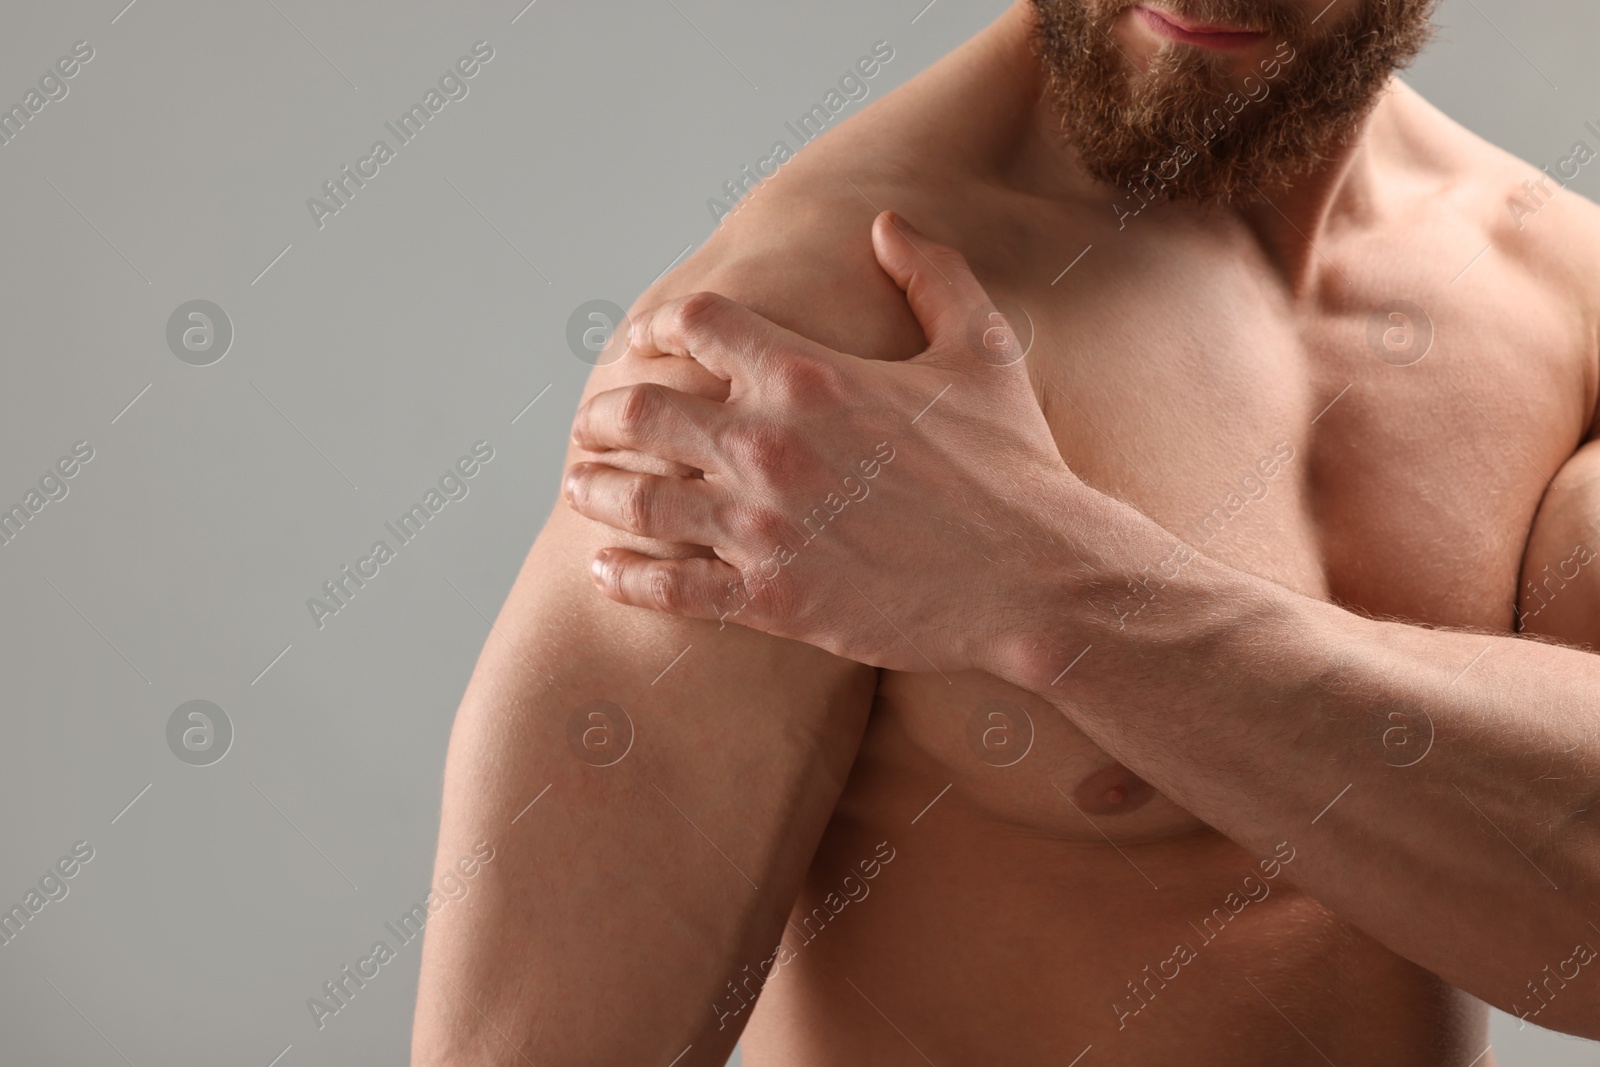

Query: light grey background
(0, 1), (1594, 1065)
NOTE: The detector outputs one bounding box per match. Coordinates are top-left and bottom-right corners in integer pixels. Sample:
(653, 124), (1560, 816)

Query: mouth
(1133, 5), (1272, 49)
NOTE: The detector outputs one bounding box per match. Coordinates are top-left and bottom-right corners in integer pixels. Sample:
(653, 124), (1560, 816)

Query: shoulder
(624, 98), (973, 371)
(561, 71), (962, 485)
(636, 167), (924, 367)
(1386, 80), (1600, 303)
(617, 12), (1030, 377)
(575, 157), (930, 426)
(1386, 81), (1600, 432)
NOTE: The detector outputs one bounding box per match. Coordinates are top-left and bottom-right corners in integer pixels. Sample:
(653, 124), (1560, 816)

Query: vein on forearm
(1024, 546), (1600, 1019)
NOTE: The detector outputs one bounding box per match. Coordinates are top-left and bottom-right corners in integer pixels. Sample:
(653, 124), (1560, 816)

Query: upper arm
(1519, 439), (1600, 648)
(1512, 194), (1600, 649)
(412, 188), (921, 1065)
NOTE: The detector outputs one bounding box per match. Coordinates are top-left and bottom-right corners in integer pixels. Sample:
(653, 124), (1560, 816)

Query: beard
(1030, 0), (1437, 206)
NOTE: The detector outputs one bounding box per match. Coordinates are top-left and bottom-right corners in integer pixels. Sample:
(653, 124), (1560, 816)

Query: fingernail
(590, 552), (608, 583)
(624, 309), (647, 352)
(563, 468), (582, 503)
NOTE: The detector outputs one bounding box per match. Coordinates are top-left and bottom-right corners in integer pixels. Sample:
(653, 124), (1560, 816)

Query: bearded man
(413, 3), (1600, 1065)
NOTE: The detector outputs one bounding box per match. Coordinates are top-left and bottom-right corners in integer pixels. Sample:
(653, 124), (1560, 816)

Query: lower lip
(1134, 6), (1270, 49)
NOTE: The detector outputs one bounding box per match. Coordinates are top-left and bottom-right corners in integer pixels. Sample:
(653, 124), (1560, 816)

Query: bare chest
(863, 239), (1592, 841)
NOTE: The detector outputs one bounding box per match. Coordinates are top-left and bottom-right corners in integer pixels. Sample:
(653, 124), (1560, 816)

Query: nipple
(1072, 763), (1155, 816)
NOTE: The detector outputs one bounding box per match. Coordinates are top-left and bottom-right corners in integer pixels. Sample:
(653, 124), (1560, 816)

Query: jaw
(1028, 0), (1434, 211)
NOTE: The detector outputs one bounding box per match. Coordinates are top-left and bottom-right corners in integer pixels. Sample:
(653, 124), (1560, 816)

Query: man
(414, 1), (1600, 1064)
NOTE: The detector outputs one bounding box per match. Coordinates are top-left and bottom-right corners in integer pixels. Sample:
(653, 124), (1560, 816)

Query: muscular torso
(734, 14), (1600, 1067)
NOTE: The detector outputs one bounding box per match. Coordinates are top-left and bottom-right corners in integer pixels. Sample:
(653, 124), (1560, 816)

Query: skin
(559, 2), (1600, 1065)
(418, 3), (1600, 1065)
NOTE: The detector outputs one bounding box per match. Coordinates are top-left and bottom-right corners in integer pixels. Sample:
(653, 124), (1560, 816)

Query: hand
(564, 212), (1100, 676)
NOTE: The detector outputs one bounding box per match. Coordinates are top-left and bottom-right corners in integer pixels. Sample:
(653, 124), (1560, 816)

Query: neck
(1020, 76), (1398, 298)
(1236, 93), (1392, 297)
(998, 2), (1402, 297)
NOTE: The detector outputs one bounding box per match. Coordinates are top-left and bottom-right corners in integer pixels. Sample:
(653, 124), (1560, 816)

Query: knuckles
(646, 563), (684, 614)
(612, 383), (664, 445)
(617, 473), (658, 535)
(668, 290), (736, 344)
(769, 351), (846, 406)
(748, 562), (803, 624)
(725, 500), (789, 546)
(722, 421), (801, 480)
(752, 510), (798, 552)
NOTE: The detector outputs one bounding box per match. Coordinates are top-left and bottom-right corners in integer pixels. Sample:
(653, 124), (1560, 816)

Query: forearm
(997, 489), (1600, 1033)
(551, 213), (1600, 1036)
(411, 518), (874, 1065)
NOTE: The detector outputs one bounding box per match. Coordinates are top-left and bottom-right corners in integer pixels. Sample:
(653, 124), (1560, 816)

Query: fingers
(572, 382), (728, 471)
(870, 210), (1005, 361)
(631, 290), (830, 390)
(588, 548), (750, 624)
(564, 463), (725, 544)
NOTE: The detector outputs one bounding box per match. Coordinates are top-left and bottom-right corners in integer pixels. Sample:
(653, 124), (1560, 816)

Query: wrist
(968, 476), (1148, 686)
(980, 487), (1300, 704)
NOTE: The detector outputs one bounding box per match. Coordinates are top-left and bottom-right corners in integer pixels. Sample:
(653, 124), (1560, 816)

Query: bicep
(1519, 437), (1600, 646)
(412, 268), (883, 1064)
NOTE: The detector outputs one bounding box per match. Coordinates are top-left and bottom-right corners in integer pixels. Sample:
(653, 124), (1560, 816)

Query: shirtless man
(412, 1), (1600, 1064)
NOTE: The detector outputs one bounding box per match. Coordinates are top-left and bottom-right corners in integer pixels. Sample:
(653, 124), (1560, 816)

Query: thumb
(871, 211), (1013, 364)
